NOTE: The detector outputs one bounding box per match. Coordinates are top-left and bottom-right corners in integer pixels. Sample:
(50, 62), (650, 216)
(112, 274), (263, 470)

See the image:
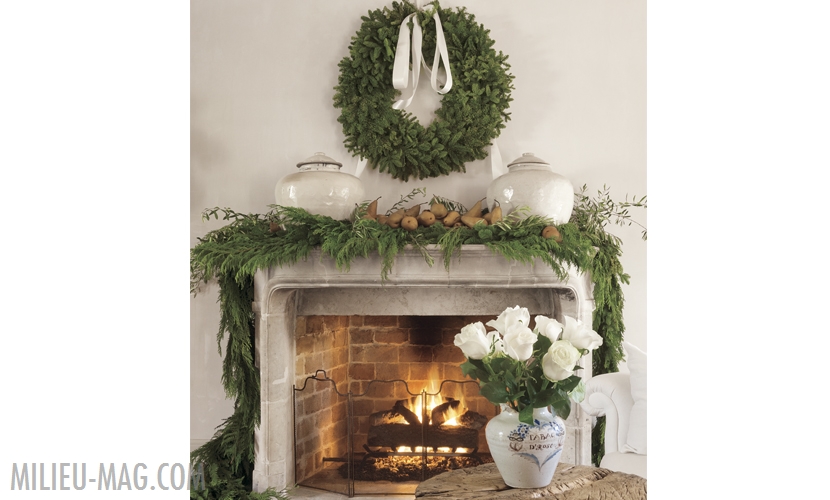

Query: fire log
(430, 398), (461, 427)
(394, 399), (421, 426)
(457, 410), (488, 430)
(368, 400), (422, 426)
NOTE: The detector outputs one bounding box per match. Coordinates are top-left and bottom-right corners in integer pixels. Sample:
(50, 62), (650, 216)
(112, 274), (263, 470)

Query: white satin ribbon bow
(391, 1), (453, 110)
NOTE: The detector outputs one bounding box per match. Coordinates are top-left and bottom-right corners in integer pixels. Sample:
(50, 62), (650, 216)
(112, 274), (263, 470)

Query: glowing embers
(342, 454), (493, 483)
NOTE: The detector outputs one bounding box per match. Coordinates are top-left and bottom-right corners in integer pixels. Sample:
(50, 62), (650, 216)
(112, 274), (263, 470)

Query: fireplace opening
(292, 315), (499, 497)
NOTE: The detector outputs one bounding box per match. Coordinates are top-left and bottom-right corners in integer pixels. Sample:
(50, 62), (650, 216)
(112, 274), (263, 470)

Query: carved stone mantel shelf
(251, 245), (596, 494)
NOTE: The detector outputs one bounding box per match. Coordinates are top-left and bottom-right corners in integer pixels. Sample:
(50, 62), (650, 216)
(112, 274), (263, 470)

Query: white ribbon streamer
(428, 15), (452, 94)
(354, 156), (368, 178)
(392, 13), (423, 110)
(489, 140), (506, 179)
(391, 2), (453, 110)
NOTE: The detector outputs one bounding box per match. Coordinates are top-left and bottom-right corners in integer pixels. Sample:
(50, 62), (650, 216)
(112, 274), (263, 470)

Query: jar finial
(296, 152), (343, 168)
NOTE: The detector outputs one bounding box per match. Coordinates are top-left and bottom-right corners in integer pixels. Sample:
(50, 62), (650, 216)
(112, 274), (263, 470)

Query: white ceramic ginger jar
(274, 152), (364, 221)
(485, 404), (566, 488)
(486, 153), (574, 224)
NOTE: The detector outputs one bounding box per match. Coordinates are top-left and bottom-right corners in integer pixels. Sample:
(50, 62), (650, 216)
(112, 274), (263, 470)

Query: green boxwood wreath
(333, 1), (515, 181)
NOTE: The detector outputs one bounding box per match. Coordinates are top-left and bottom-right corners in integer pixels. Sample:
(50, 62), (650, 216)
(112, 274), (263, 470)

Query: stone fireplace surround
(251, 245), (596, 495)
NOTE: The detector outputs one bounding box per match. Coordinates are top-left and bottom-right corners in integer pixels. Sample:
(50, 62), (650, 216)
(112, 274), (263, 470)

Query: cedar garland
(190, 201), (638, 497)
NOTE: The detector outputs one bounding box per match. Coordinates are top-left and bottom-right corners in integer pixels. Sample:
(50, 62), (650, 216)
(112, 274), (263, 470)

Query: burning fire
(415, 393), (464, 424)
(394, 393), (470, 454)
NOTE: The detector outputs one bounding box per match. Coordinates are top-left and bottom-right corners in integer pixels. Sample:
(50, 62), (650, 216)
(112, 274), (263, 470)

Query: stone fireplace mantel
(251, 245), (596, 493)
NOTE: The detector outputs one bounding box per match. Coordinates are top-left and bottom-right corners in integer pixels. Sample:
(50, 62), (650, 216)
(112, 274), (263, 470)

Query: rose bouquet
(454, 305), (603, 425)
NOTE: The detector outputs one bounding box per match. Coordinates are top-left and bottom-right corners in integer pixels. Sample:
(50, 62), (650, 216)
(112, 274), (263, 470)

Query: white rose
(502, 324), (537, 362)
(560, 316), (603, 351)
(542, 340), (581, 381)
(534, 315), (563, 342)
(453, 322), (491, 359)
(486, 305), (530, 335)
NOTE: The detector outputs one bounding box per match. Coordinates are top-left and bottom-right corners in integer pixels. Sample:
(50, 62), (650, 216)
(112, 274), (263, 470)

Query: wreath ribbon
(334, 0), (514, 180)
(355, 0), (499, 181)
(391, 1), (453, 110)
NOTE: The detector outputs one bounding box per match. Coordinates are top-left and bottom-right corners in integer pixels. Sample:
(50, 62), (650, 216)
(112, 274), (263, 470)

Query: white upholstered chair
(580, 341), (647, 479)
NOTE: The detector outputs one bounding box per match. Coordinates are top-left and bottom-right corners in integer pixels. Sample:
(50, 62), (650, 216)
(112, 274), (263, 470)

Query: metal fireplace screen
(293, 370), (497, 497)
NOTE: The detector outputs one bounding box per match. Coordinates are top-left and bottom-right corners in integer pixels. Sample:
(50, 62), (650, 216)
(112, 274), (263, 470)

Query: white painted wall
(191, 0), (646, 443)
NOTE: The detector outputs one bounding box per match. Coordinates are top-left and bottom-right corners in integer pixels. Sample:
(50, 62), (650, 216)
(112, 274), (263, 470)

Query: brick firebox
(292, 315), (499, 483)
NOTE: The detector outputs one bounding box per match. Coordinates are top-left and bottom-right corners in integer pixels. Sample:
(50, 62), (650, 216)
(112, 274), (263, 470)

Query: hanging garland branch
(190, 271), (286, 500)
(571, 186), (647, 374)
(570, 187), (647, 467)
(333, 1), (514, 181)
(573, 184), (648, 241)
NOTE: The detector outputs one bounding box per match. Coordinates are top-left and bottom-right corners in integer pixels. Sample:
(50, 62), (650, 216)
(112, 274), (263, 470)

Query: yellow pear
(461, 215), (487, 228)
(542, 225), (563, 242)
(430, 202), (448, 219)
(463, 197), (486, 219)
(489, 204), (503, 225)
(401, 216), (419, 231)
(443, 211), (461, 226)
(386, 209), (406, 228)
(405, 204), (421, 218)
(417, 211), (436, 226)
(361, 197), (380, 220)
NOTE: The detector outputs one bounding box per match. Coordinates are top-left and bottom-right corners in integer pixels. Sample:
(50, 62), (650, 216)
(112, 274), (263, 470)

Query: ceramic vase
(485, 404), (566, 488)
(274, 152), (364, 221)
(486, 152), (574, 224)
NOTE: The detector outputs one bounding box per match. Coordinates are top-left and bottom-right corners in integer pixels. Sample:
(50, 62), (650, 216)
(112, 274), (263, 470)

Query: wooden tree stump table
(415, 463), (646, 500)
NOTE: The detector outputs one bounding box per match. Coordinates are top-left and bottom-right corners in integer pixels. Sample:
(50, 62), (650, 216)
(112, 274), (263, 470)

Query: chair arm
(579, 372), (634, 455)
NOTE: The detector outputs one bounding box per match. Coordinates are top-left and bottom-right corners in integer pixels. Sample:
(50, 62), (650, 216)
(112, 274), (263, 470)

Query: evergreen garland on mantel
(190, 192), (644, 499)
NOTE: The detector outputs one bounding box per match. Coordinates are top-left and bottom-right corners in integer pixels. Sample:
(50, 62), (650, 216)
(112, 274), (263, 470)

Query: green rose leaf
(533, 388), (566, 408)
(461, 360), (488, 382)
(489, 356), (515, 376)
(479, 381), (510, 404)
(524, 379), (536, 399)
(467, 358), (487, 371)
(519, 405), (534, 425)
(503, 368), (518, 396)
(556, 374), (582, 393)
(533, 333), (552, 354)
(551, 397), (572, 421)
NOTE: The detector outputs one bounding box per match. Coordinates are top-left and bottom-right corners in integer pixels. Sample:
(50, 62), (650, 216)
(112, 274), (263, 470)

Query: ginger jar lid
(296, 152), (343, 169)
(507, 152), (549, 168)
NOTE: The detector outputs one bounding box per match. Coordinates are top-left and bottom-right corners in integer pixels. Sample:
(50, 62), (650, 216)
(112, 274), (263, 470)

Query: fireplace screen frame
(293, 369), (495, 497)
